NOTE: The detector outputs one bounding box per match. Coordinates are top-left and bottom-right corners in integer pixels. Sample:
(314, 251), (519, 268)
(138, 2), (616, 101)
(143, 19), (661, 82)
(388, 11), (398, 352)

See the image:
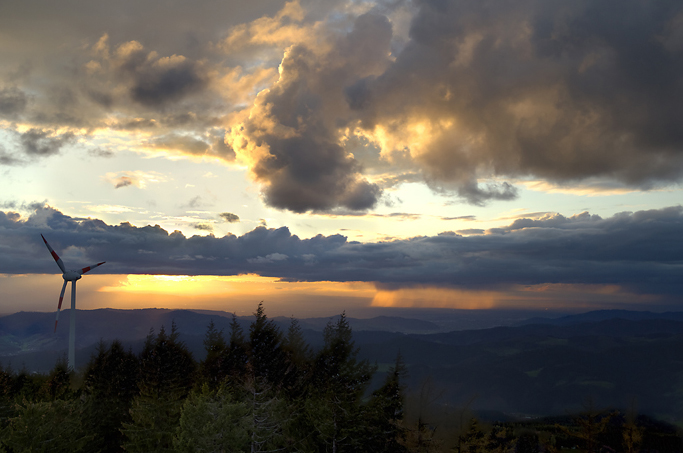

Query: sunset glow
(1, 0), (682, 316)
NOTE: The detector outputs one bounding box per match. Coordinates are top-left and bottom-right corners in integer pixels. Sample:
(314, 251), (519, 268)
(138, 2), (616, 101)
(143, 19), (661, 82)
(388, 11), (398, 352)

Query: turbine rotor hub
(62, 271), (82, 281)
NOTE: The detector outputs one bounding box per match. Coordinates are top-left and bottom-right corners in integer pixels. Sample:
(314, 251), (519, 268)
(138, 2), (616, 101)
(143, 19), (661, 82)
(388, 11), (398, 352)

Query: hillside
(2, 308), (683, 422)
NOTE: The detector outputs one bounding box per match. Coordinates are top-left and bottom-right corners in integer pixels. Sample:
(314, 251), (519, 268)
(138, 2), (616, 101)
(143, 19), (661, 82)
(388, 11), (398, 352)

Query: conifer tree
(122, 324), (196, 452)
(0, 364), (13, 427)
(174, 384), (250, 452)
(249, 302), (287, 388)
(222, 313), (249, 386)
(40, 357), (73, 401)
(457, 418), (487, 453)
(2, 398), (90, 452)
(82, 340), (138, 453)
(274, 316), (309, 402)
(365, 353), (409, 453)
(245, 376), (288, 453)
(310, 312), (374, 452)
(199, 320), (227, 389)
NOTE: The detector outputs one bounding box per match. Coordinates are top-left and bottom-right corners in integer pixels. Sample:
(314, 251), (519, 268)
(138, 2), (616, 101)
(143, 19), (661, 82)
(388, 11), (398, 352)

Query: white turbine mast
(41, 234), (105, 371)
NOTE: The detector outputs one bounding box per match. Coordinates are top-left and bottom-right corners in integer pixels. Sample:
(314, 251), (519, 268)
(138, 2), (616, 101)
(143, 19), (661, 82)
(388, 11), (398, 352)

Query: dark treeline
(0, 303), (681, 452)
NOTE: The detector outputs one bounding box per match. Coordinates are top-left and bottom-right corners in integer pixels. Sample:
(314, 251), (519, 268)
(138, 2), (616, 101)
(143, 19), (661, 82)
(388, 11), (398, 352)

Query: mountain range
(2, 308), (682, 423)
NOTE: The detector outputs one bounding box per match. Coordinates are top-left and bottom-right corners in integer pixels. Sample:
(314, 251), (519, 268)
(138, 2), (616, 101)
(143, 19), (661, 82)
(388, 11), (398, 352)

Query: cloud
(88, 37), (208, 109)
(0, 145), (22, 165)
(193, 223), (214, 232)
(147, 134), (210, 155)
(226, 11), (394, 212)
(247, 252), (288, 264)
(219, 212), (240, 223)
(219, 0), (683, 207)
(3, 0), (683, 209)
(442, 215), (477, 221)
(2, 204), (683, 303)
(88, 148), (114, 158)
(346, 0), (683, 194)
(114, 177), (133, 189)
(103, 171), (167, 189)
(19, 129), (76, 157)
(456, 228), (484, 235)
(0, 87), (29, 117)
(219, 0), (311, 52)
(183, 196), (211, 209)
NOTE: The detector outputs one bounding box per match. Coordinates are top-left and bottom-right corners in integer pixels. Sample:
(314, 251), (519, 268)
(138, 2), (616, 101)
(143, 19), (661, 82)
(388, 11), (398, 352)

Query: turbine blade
(41, 234), (66, 273)
(55, 280), (68, 333)
(81, 261), (105, 275)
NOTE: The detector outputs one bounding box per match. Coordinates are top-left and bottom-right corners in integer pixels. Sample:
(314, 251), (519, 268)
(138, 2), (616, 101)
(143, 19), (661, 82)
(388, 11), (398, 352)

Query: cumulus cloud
(218, 0), (683, 208)
(84, 35), (210, 109)
(2, 204), (683, 302)
(219, 212), (240, 223)
(346, 0), (683, 193)
(226, 11), (394, 212)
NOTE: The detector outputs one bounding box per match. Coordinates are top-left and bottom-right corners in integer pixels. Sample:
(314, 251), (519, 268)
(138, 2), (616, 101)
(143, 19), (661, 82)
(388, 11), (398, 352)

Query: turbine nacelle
(62, 271), (83, 281)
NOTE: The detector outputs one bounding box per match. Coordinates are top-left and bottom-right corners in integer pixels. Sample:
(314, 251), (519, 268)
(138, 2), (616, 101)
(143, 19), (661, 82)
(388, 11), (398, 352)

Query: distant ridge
(514, 309), (683, 327)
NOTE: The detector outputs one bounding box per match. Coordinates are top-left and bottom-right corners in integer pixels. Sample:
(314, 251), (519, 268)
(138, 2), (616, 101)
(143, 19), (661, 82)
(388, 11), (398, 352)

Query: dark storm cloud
(2, 204), (682, 300)
(343, 0), (683, 195)
(219, 212), (240, 223)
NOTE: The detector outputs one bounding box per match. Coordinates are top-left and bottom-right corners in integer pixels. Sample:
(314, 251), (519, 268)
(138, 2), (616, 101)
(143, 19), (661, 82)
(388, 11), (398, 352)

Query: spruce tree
(40, 357), (73, 401)
(82, 340), (139, 453)
(281, 316), (311, 397)
(174, 384), (250, 452)
(2, 399), (90, 452)
(222, 313), (249, 386)
(310, 312), (374, 452)
(199, 320), (227, 389)
(122, 324), (196, 452)
(249, 302), (286, 388)
(365, 353), (409, 453)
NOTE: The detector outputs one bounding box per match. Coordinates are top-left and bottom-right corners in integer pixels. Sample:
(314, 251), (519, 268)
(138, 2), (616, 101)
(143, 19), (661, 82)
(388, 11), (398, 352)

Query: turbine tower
(41, 234), (105, 371)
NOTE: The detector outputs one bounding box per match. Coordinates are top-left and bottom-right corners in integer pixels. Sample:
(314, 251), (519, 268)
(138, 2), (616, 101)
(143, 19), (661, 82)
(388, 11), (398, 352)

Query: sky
(1, 0), (682, 317)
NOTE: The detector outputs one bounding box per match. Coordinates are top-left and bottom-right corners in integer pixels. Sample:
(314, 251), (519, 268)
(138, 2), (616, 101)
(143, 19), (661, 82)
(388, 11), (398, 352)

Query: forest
(0, 303), (681, 453)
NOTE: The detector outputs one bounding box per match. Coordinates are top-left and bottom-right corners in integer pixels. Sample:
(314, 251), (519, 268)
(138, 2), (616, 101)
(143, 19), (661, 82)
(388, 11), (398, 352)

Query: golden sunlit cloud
(219, 1), (311, 51)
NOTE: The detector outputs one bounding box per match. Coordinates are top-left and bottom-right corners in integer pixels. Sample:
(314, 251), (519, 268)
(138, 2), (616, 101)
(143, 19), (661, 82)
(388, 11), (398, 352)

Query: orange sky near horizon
(0, 273), (661, 318)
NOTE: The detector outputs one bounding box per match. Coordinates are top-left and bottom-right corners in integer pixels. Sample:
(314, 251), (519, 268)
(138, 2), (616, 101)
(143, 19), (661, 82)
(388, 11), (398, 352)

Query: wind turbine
(41, 234), (105, 371)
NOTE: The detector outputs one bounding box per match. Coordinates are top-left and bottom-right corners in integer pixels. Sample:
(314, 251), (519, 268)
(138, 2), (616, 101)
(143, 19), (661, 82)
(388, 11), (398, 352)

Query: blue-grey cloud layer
(2, 205), (682, 299)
